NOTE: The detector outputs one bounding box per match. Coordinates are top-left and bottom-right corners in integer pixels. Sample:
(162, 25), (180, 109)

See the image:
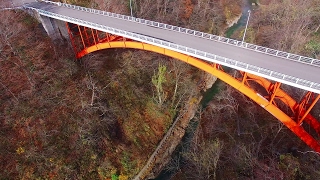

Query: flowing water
(154, 1), (256, 179)
(225, 0), (258, 38)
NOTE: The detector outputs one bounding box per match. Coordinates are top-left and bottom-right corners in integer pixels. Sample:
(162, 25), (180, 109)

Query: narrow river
(154, 0), (257, 179)
(225, 0), (258, 38)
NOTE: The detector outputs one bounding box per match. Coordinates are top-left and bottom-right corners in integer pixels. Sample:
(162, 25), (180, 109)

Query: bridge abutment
(37, 14), (69, 40)
(25, 8), (69, 41)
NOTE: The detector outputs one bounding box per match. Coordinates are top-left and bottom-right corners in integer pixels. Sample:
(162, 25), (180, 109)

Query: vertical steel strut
(77, 25), (86, 49)
(269, 82), (281, 105)
(65, 22), (78, 55)
(297, 92), (320, 125)
(65, 24), (320, 152)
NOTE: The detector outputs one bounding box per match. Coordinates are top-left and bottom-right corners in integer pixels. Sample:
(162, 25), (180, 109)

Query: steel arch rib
(243, 73), (320, 135)
(79, 41), (320, 152)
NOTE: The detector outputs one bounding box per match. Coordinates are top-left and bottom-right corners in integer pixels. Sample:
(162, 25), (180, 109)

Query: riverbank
(134, 73), (217, 179)
(153, 0), (256, 179)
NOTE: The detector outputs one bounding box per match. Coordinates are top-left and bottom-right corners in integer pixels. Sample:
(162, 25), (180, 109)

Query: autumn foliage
(182, 0), (194, 20)
(2, 0), (319, 180)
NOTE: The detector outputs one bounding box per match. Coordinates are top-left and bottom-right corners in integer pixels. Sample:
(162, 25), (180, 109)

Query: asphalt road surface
(24, 1), (320, 85)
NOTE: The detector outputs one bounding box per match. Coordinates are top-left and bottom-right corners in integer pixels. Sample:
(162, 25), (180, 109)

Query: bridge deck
(25, 1), (320, 88)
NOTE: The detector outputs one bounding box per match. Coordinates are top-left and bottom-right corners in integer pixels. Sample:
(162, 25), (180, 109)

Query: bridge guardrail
(52, 1), (320, 68)
(25, 5), (320, 94)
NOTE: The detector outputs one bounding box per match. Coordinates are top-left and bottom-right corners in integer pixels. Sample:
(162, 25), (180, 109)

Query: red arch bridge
(19, 0), (320, 152)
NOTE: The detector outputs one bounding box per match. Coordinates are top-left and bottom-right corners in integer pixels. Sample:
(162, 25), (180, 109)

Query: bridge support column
(33, 12), (69, 41)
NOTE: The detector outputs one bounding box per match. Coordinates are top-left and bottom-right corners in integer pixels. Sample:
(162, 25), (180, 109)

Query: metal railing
(24, 2), (320, 94)
(50, 1), (320, 68)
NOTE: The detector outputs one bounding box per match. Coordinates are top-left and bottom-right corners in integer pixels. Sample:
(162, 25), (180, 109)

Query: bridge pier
(36, 14), (69, 40)
(11, 0), (69, 41)
(18, 1), (320, 153)
(24, 8), (69, 41)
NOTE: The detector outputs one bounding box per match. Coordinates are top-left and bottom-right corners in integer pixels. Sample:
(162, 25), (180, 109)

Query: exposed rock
(203, 73), (218, 91)
(134, 73), (217, 180)
(226, 13), (242, 28)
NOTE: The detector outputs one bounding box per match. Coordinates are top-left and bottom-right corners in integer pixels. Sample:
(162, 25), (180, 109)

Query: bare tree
(183, 138), (223, 180)
(252, 0), (319, 54)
